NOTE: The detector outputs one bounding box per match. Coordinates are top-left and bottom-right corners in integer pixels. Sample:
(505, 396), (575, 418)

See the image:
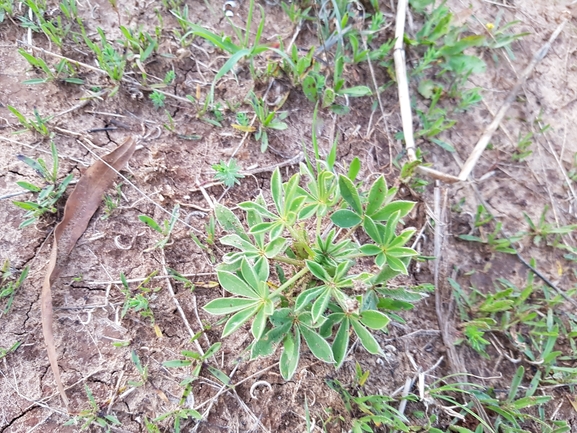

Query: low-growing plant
(212, 158), (244, 188)
(171, 0), (295, 107)
(21, 0), (72, 49)
(149, 89), (166, 108)
(0, 0), (14, 23)
(0, 260), (29, 314)
(129, 350), (148, 387)
(12, 142), (74, 228)
(203, 154), (431, 380)
(0, 341), (21, 359)
(138, 204), (180, 250)
(521, 205), (577, 248)
(425, 371), (570, 432)
(8, 105), (52, 136)
(64, 384), (121, 431)
(458, 219), (517, 255)
(163, 341), (221, 385)
(327, 377), (414, 432)
(101, 183), (123, 220)
(450, 270), (577, 384)
(83, 28), (126, 96)
(248, 91), (288, 152)
(119, 271), (162, 336)
(19, 49), (84, 85)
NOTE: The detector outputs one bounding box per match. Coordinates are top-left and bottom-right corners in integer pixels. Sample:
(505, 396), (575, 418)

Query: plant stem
(270, 266), (309, 299)
(286, 225), (315, 257)
(272, 256), (304, 267)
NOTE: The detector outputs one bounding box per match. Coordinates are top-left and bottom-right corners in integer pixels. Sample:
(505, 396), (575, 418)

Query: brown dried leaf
(42, 136), (137, 408)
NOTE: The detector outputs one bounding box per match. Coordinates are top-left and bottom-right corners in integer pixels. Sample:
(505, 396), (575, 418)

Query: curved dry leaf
(42, 136), (137, 409)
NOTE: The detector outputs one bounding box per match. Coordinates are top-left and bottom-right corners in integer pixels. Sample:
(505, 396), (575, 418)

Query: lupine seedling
(203, 153), (431, 380)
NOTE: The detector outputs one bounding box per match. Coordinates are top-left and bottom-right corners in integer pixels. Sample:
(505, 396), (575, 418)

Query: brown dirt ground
(1, 0), (577, 432)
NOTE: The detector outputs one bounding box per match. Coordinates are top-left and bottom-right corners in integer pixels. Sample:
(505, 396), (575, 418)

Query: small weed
(120, 25), (158, 69)
(163, 70), (175, 85)
(59, 0), (78, 20)
(0, 0), (14, 22)
(8, 105), (51, 136)
(64, 384), (121, 431)
(511, 131), (534, 161)
(138, 204), (180, 250)
(150, 90), (166, 108)
(119, 272), (162, 336)
(84, 28), (126, 95)
(152, 408), (201, 433)
(485, 15), (531, 61)
(190, 215), (218, 263)
(0, 260), (29, 314)
(280, 1), (313, 24)
(101, 183), (123, 220)
(327, 377), (412, 431)
(22, 0), (71, 49)
(450, 270), (577, 383)
(172, 0), (294, 107)
(458, 205), (518, 254)
(163, 341), (221, 384)
(0, 341), (21, 359)
(235, 111), (250, 128)
(19, 49), (84, 85)
(399, 149), (430, 193)
(12, 142), (74, 228)
(212, 158), (244, 188)
(248, 91), (288, 152)
(129, 350), (148, 387)
(521, 205), (577, 248)
(166, 268), (195, 291)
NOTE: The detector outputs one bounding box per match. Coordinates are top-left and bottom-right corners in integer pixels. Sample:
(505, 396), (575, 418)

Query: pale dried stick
(458, 20), (567, 181)
(159, 251), (205, 357)
(393, 0), (461, 183)
(393, 0), (415, 161)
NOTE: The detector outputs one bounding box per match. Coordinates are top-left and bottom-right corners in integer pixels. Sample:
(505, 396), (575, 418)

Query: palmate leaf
(217, 269), (258, 298)
(371, 201), (415, 221)
(338, 174), (363, 215)
(251, 321), (292, 358)
(203, 298), (259, 315)
(215, 203), (249, 241)
(271, 168), (284, 215)
(332, 317), (350, 368)
(351, 319), (381, 355)
(280, 328), (300, 380)
(222, 304), (260, 338)
(251, 307), (268, 340)
(365, 176), (388, 217)
(331, 209), (362, 228)
(359, 310), (390, 330)
(299, 325), (334, 363)
(295, 286), (325, 311)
